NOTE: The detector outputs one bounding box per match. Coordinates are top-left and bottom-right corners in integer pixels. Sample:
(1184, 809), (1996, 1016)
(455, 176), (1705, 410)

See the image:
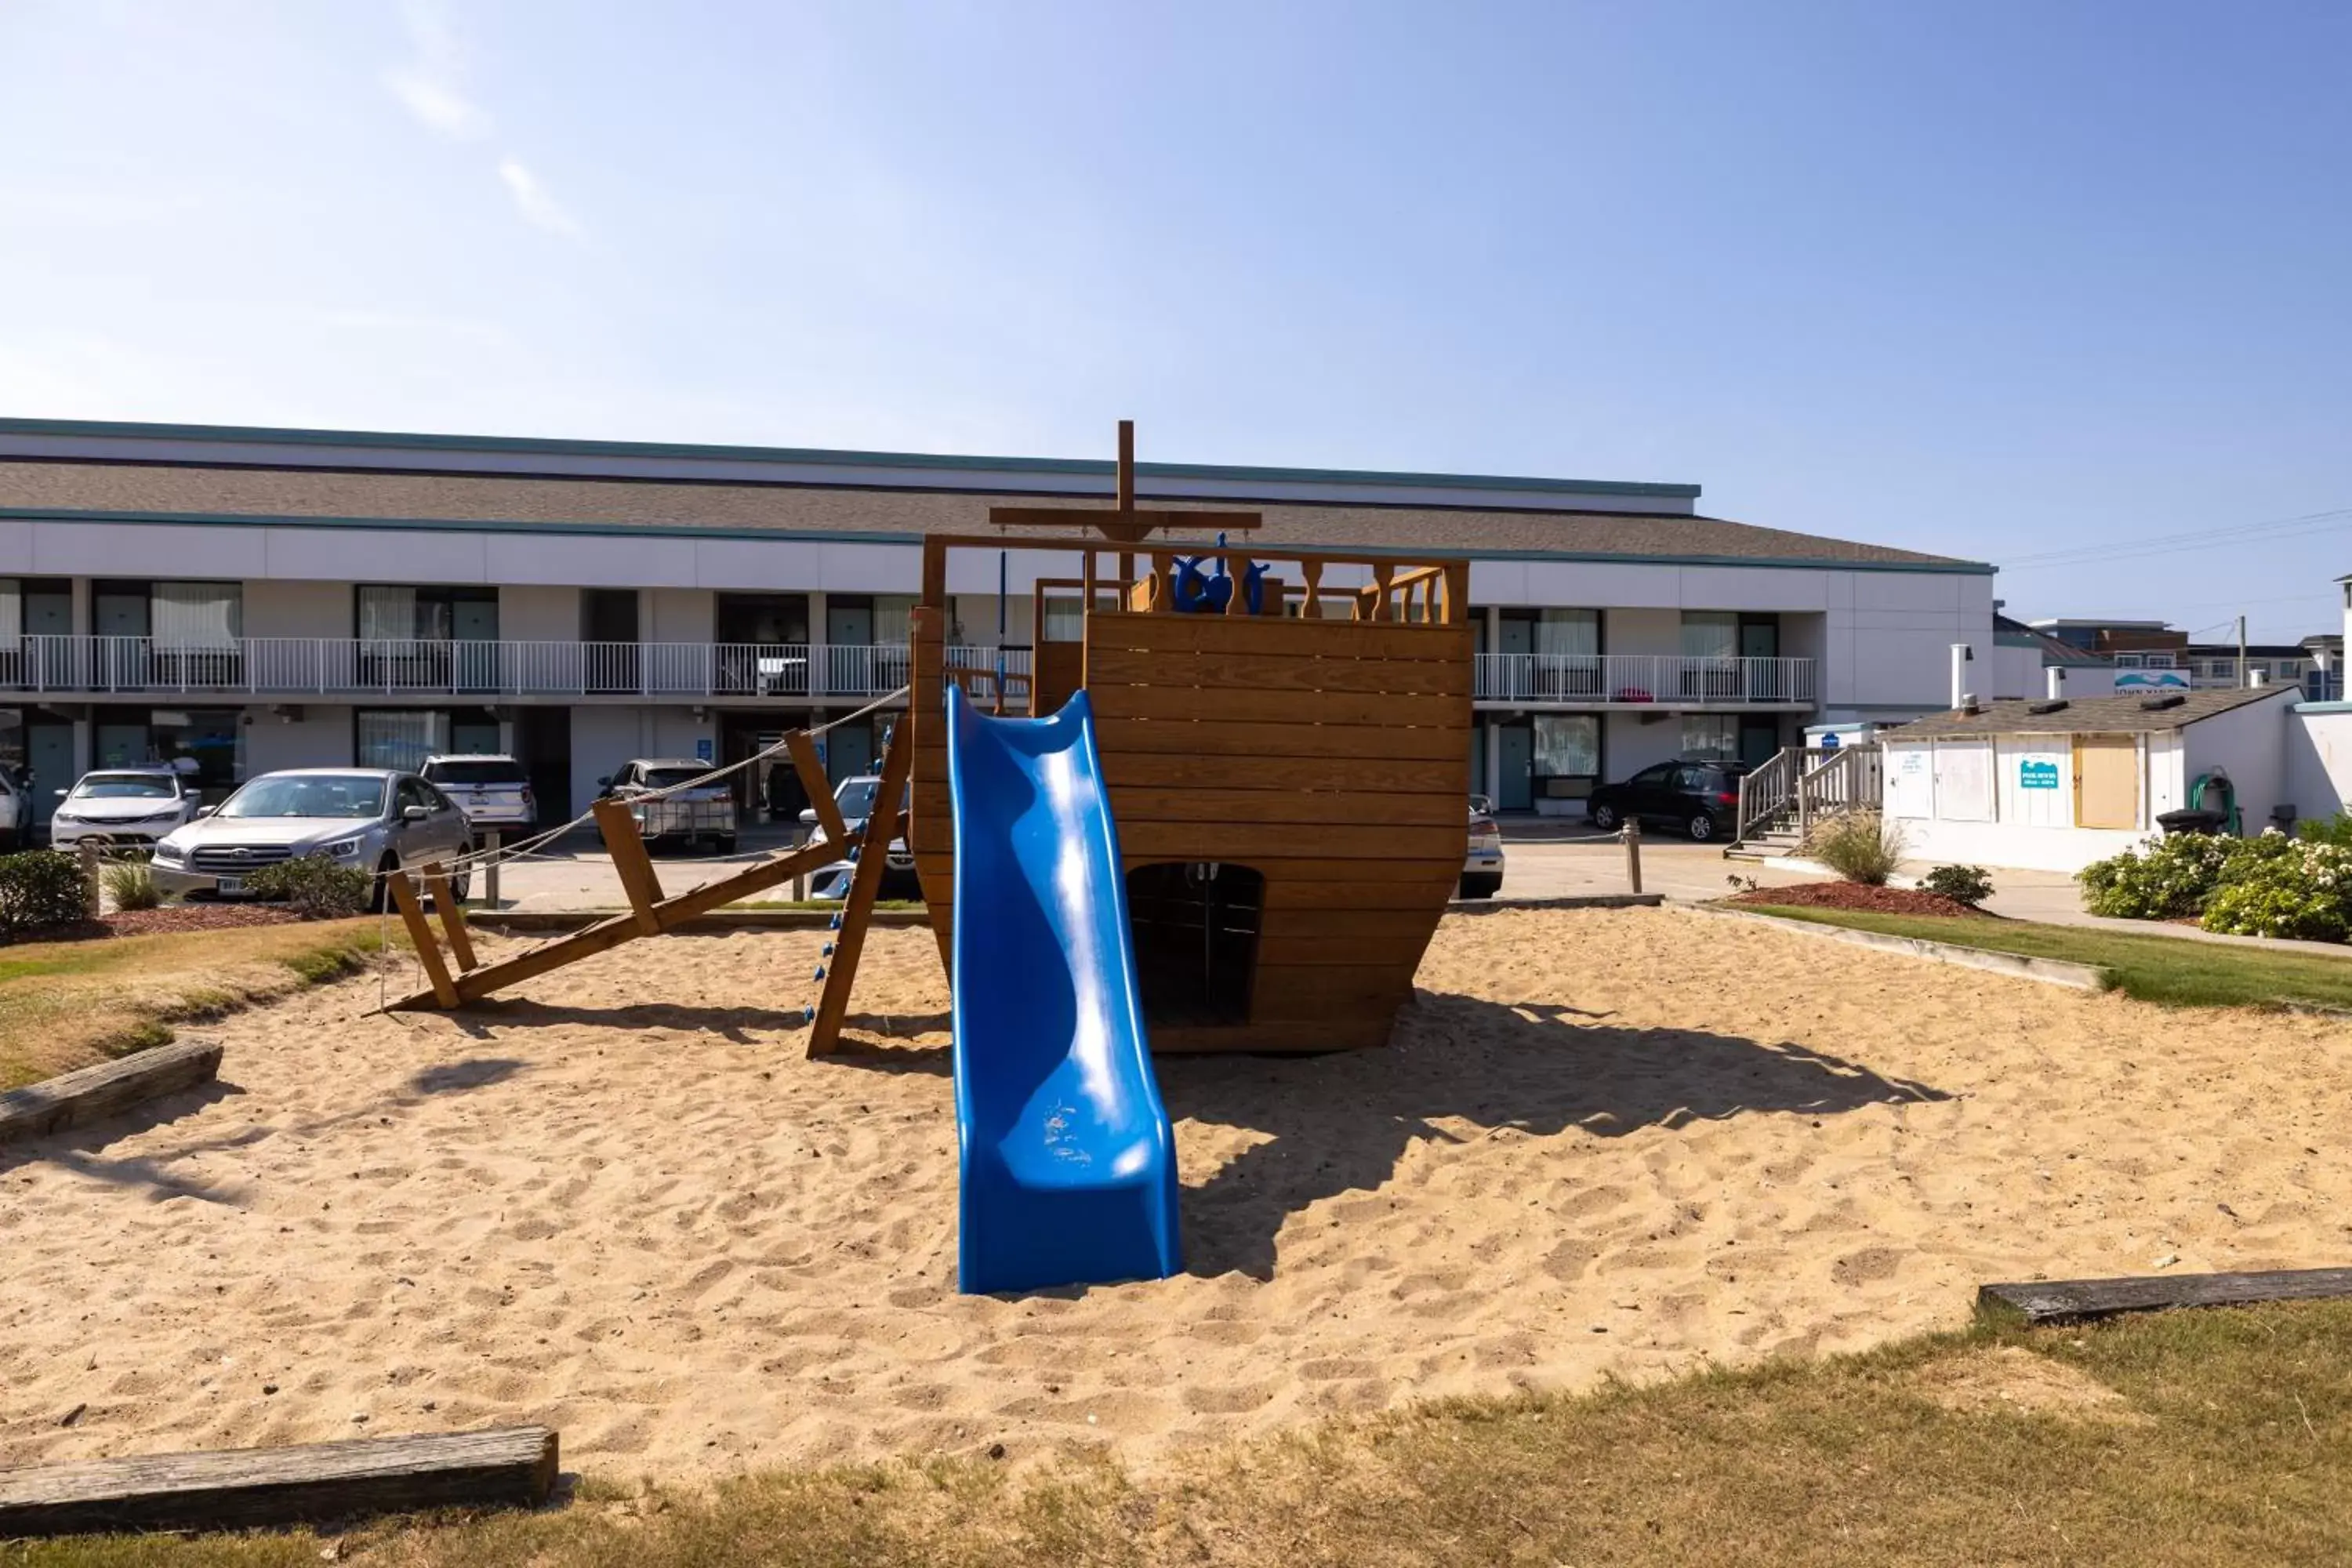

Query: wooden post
(808, 719), (915, 1057)
(482, 831), (501, 911)
(77, 839), (101, 920)
(1302, 560), (1322, 618)
(388, 870), (459, 1009)
(1622, 818), (1643, 895)
(920, 536), (948, 610)
(420, 863), (477, 973)
(592, 800), (666, 936)
(1116, 418), (1134, 521)
(789, 732), (846, 844)
(1370, 563), (1395, 622)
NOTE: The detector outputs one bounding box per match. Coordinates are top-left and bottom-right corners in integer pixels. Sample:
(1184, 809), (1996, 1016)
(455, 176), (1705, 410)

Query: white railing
(1734, 743), (1882, 847)
(1474, 652), (1815, 706)
(0, 636), (1015, 702)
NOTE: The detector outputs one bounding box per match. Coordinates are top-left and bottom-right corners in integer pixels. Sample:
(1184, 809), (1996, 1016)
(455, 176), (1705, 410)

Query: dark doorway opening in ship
(1125, 862), (1263, 1029)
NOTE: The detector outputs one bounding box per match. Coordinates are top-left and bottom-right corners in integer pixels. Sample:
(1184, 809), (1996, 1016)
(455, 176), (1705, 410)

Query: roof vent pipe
(2046, 666), (2065, 701)
(1951, 643), (1973, 710)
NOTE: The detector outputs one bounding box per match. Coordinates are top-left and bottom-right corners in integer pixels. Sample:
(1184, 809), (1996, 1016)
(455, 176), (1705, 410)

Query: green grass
(0, 920), (389, 1089)
(1740, 904), (2352, 1010)
(12, 1302), (2352, 1566)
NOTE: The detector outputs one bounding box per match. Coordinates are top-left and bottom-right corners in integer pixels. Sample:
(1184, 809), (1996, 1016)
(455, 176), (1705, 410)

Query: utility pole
(2238, 614), (2249, 688)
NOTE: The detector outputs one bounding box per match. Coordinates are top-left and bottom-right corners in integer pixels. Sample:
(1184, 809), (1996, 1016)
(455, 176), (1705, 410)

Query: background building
(0, 419), (1996, 826)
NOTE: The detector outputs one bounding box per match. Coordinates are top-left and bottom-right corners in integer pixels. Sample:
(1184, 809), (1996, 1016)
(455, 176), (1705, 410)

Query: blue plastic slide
(944, 684), (1183, 1295)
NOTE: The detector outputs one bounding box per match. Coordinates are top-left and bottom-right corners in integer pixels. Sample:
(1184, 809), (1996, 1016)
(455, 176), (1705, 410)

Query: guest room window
(151, 583), (241, 648)
(1532, 713), (1601, 798)
(1681, 716), (1738, 761)
(1680, 612), (1738, 660)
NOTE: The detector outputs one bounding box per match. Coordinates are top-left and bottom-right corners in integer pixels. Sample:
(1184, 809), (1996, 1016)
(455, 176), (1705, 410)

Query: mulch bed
(101, 906), (307, 937)
(1727, 882), (1988, 919)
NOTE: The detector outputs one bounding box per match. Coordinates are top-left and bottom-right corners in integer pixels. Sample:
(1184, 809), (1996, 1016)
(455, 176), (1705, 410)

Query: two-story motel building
(0, 419), (1994, 831)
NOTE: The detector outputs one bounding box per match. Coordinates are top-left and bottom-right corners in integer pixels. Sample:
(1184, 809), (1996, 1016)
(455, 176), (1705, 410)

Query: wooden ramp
(388, 718), (911, 1060)
(0, 1426), (555, 1536)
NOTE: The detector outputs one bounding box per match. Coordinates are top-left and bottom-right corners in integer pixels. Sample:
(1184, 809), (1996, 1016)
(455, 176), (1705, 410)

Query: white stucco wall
(2285, 706), (2352, 825)
(648, 588), (714, 644)
(499, 585), (579, 643)
(2180, 688), (2299, 835)
(243, 580), (350, 638)
(242, 705), (354, 774)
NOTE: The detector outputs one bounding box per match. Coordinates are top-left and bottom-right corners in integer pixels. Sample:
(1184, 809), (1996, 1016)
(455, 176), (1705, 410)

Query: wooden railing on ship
(916, 533), (1469, 628)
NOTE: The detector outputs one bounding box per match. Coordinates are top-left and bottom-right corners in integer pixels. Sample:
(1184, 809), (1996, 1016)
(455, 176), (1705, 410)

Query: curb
(1692, 906), (2114, 992)
(1454, 894), (1666, 913)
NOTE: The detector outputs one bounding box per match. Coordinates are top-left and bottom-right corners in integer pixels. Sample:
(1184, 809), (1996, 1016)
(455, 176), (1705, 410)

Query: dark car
(1584, 760), (1748, 842)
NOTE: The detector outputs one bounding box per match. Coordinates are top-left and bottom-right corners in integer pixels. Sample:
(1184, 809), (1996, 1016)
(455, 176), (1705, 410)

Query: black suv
(1584, 760), (1748, 842)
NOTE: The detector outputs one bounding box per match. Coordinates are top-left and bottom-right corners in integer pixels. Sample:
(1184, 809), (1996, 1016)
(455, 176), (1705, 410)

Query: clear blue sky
(3, 2), (2346, 639)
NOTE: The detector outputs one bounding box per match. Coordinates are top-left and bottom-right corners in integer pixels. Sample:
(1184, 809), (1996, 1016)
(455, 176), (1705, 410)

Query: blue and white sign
(2020, 758), (2060, 790)
(2114, 669), (2190, 691)
(695, 737), (714, 762)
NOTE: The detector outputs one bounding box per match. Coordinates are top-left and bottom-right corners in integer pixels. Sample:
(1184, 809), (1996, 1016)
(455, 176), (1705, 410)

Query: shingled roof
(1884, 683), (2296, 739)
(0, 462), (1984, 572)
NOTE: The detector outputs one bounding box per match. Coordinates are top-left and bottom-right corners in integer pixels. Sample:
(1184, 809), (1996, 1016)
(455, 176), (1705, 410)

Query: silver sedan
(151, 768), (474, 908)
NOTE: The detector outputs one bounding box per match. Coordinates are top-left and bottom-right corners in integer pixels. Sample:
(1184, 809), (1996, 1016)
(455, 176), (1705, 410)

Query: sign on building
(2019, 758), (2060, 789)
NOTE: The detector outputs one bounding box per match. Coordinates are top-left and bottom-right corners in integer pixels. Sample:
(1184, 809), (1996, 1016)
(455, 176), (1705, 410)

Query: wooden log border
(0, 1038), (223, 1146)
(0, 1425), (557, 1537)
(1979, 1266), (2352, 1326)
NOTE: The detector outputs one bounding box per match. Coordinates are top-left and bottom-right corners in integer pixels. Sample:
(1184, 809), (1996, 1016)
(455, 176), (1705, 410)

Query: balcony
(0, 637), (1029, 705)
(1473, 652), (1815, 708)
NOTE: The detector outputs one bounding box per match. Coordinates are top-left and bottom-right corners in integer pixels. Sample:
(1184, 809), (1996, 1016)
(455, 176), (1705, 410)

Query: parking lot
(470, 823), (1826, 912)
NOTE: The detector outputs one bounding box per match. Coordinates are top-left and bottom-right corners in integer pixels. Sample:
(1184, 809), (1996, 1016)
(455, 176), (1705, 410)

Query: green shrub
(1804, 810), (1904, 885)
(243, 854), (372, 919)
(100, 858), (162, 911)
(1920, 864), (1994, 907)
(2295, 811), (2352, 848)
(2078, 833), (2236, 920)
(2200, 836), (2352, 942)
(0, 849), (91, 939)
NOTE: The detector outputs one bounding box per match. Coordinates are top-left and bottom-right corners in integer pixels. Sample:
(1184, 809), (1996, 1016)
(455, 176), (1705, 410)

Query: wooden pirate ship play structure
(389, 423), (1475, 1056)
(898, 422), (1474, 1054)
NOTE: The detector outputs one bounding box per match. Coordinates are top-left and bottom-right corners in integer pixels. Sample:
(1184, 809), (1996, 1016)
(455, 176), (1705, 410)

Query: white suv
(420, 754), (535, 840)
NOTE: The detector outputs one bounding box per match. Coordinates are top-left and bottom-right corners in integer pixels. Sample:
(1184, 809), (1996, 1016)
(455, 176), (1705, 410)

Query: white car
(49, 767), (203, 855)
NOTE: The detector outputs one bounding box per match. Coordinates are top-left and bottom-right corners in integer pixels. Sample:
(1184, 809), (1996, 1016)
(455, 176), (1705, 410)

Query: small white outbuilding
(1878, 684), (2300, 873)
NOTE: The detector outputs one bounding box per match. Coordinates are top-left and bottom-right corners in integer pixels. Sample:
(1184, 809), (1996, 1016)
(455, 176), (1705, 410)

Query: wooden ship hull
(907, 539), (1472, 1054)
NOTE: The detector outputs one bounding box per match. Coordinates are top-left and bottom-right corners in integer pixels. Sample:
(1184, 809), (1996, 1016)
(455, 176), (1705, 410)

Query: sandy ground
(4, 908), (2349, 1480)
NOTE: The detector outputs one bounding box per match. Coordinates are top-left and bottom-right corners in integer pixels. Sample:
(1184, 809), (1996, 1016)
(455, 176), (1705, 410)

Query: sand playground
(4, 906), (2349, 1481)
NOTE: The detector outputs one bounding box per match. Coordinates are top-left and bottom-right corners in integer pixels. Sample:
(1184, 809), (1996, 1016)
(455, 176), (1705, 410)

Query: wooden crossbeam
(387, 835), (845, 1010)
(419, 863), (477, 972)
(806, 718), (914, 1057)
(789, 731), (847, 844)
(593, 799), (666, 935)
(985, 506), (1264, 539)
(387, 869), (458, 1007)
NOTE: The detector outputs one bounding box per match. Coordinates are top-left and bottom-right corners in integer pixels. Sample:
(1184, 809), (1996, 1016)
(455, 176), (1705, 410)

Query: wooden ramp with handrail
(387, 719), (910, 1058)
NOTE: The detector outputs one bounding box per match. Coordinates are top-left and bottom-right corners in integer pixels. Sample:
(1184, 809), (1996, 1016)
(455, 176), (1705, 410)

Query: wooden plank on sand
(1978, 1267), (2352, 1325)
(0, 1038), (222, 1145)
(0, 1425), (557, 1537)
